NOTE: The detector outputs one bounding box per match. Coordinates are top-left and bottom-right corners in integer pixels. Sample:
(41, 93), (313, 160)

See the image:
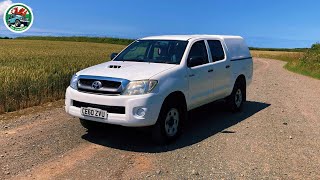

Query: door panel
(187, 40), (214, 109)
(188, 64), (214, 108)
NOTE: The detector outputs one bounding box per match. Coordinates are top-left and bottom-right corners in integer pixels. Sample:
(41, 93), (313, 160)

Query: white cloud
(0, 0), (12, 17)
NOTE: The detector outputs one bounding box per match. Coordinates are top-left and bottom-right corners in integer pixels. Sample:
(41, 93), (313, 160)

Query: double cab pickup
(65, 35), (253, 144)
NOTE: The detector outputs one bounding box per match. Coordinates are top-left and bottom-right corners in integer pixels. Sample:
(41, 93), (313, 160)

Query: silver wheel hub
(164, 108), (179, 137)
(235, 89), (242, 108)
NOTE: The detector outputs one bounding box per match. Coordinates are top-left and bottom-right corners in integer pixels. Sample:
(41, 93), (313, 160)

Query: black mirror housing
(110, 53), (118, 60)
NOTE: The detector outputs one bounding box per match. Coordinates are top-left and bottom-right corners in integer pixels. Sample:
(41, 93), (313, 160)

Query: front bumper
(65, 87), (162, 127)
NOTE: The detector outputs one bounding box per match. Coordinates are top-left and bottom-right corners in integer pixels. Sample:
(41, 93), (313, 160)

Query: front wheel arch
(159, 91), (188, 125)
(152, 91), (188, 144)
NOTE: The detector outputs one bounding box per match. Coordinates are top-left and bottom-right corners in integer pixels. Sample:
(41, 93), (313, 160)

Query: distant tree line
(16, 36), (134, 45)
(0, 37), (12, 39)
(249, 47), (308, 52)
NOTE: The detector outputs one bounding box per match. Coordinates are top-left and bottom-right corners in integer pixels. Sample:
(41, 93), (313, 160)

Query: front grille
(72, 100), (125, 114)
(79, 79), (121, 89)
(76, 75), (130, 95)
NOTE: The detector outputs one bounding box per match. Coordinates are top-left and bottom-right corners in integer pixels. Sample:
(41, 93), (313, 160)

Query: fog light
(136, 108), (146, 117)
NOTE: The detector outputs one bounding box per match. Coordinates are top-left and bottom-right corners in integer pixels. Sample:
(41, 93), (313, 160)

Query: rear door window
(207, 40), (225, 62)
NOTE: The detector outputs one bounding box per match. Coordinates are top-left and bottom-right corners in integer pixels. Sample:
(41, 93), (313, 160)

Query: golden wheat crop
(250, 50), (304, 62)
(0, 40), (125, 114)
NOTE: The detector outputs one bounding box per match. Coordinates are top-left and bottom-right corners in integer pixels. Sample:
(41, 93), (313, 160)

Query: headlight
(70, 74), (79, 90)
(122, 80), (158, 95)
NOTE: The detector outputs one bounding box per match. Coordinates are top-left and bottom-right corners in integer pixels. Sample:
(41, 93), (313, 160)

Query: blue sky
(0, 0), (319, 48)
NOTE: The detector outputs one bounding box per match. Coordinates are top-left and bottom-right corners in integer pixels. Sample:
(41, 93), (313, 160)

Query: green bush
(301, 43), (320, 65)
(289, 43), (320, 79)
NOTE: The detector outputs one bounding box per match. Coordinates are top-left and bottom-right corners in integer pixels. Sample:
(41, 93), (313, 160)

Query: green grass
(16, 36), (134, 45)
(0, 39), (125, 114)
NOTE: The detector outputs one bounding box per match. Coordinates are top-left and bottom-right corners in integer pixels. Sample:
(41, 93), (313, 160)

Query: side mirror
(110, 53), (118, 60)
(187, 56), (204, 67)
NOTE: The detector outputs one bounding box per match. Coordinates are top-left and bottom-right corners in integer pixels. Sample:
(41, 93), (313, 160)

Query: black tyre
(152, 99), (186, 144)
(227, 79), (246, 112)
(15, 19), (21, 27)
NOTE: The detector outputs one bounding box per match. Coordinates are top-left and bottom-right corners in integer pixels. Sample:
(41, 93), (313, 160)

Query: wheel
(15, 20), (21, 27)
(152, 99), (186, 144)
(79, 119), (99, 130)
(227, 79), (246, 112)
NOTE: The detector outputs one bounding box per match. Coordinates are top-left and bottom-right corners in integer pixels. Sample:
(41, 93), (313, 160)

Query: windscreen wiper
(153, 61), (177, 64)
(122, 59), (145, 62)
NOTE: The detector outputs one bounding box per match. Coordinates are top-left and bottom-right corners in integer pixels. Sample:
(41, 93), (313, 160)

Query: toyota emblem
(92, 81), (102, 89)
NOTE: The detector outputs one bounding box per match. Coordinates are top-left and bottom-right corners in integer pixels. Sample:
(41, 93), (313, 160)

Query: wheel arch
(152, 90), (188, 143)
(236, 74), (246, 85)
(157, 91), (188, 123)
(162, 91), (187, 110)
(235, 74), (246, 101)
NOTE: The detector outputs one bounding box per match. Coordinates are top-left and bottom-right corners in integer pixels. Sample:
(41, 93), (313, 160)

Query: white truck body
(65, 35), (252, 141)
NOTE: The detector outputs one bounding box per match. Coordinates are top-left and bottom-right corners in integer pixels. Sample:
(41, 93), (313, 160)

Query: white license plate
(81, 107), (108, 119)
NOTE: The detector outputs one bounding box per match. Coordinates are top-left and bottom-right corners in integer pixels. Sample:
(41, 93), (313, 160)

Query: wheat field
(250, 50), (304, 62)
(0, 40), (125, 114)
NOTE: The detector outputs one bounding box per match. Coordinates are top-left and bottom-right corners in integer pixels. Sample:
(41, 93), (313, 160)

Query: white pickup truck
(65, 35), (253, 143)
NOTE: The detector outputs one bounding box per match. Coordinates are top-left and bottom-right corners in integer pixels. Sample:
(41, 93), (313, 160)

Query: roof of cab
(140, 35), (243, 41)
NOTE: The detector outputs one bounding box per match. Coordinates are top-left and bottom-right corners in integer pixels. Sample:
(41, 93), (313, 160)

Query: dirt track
(1, 58), (320, 179)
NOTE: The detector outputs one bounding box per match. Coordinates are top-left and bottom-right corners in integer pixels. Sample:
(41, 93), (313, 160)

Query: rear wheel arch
(237, 74), (246, 85)
(234, 74), (246, 101)
(227, 74), (247, 112)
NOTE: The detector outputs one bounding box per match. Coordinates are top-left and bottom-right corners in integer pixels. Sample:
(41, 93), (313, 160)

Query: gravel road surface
(1, 58), (320, 179)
